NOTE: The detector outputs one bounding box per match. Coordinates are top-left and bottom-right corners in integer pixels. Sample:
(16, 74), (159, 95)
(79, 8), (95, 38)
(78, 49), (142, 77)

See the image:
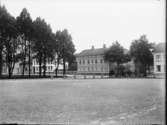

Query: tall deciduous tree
(32, 17), (54, 77)
(0, 6), (19, 78)
(16, 8), (33, 77)
(0, 5), (8, 77)
(104, 41), (130, 76)
(52, 29), (75, 76)
(130, 35), (153, 76)
(52, 31), (63, 77)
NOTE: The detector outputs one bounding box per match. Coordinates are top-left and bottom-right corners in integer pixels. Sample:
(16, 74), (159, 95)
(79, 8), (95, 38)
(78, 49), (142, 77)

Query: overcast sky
(1, 0), (165, 53)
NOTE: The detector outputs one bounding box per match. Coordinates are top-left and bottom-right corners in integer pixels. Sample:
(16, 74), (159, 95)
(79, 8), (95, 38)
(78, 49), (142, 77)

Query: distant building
(75, 44), (135, 74)
(153, 43), (166, 77)
(76, 44), (109, 74)
(32, 56), (66, 74)
(32, 58), (56, 74)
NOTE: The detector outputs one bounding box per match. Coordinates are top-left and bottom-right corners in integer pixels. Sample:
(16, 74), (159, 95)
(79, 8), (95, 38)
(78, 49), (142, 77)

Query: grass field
(0, 79), (165, 124)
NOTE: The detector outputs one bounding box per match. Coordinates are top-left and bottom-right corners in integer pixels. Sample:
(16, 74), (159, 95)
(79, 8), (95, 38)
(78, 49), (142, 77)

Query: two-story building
(153, 43), (165, 77)
(75, 44), (135, 75)
(76, 45), (109, 74)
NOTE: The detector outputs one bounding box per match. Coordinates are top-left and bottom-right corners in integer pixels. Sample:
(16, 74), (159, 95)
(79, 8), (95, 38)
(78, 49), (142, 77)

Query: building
(75, 44), (135, 75)
(32, 58), (56, 74)
(153, 43), (166, 77)
(32, 56), (66, 74)
(76, 45), (109, 74)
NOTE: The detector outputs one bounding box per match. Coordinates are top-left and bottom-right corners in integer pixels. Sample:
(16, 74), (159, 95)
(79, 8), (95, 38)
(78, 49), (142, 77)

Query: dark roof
(76, 48), (108, 57)
(153, 43), (165, 53)
(75, 47), (129, 57)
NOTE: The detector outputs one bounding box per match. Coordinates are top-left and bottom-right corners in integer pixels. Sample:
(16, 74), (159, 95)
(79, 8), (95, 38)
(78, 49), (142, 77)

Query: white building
(32, 57), (65, 74)
(32, 58), (56, 74)
(153, 43), (165, 77)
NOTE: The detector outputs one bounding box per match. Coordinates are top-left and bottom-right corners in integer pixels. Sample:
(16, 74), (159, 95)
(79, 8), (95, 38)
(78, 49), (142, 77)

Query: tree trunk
(39, 55), (42, 77)
(28, 40), (31, 77)
(143, 64), (147, 77)
(0, 48), (3, 77)
(63, 58), (66, 76)
(43, 54), (46, 77)
(55, 58), (60, 77)
(8, 67), (12, 78)
(116, 63), (119, 77)
(22, 40), (27, 76)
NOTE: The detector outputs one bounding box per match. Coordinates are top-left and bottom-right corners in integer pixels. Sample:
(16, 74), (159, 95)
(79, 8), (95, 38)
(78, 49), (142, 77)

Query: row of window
(34, 66), (53, 72)
(78, 59), (104, 65)
(33, 60), (53, 65)
(155, 54), (165, 62)
(78, 66), (107, 72)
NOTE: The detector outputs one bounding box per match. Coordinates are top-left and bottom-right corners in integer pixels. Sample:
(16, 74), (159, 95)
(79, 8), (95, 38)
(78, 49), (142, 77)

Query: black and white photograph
(0, 0), (165, 124)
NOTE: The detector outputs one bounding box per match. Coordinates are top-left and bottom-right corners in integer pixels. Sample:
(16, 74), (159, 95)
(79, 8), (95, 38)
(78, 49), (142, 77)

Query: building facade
(76, 44), (135, 75)
(76, 45), (109, 74)
(32, 58), (56, 74)
(32, 56), (65, 74)
(153, 43), (165, 77)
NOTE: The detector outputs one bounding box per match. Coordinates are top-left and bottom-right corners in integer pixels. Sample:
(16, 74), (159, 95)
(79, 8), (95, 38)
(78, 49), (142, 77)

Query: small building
(153, 43), (166, 77)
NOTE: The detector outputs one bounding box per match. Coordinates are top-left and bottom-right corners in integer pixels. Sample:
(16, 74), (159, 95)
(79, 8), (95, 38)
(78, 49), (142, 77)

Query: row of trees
(104, 35), (154, 77)
(0, 5), (76, 78)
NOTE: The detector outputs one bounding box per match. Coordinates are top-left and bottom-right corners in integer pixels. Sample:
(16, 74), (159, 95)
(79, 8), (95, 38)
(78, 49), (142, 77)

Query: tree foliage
(53, 29), (76, 76)
(16, 8), (33, 76)
(130, 35), (153, 76)
(32, 17), (54, 77)
(104, 41), (130, 64)
(104, 41), (130, 76)
(0, 5), (19, 78)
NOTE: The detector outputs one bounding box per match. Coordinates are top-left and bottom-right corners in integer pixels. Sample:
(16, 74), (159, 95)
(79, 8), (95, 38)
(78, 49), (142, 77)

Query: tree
(0, 5), (8, 77)
(0, 6), (19, 78)
(53, 30), (75, 76)
(42, 24), (54, 77)
(68, 54), (77, 71)
(32, 17), (54, 77)
(16, 8), (33, 77)
(60, 29), (75, 76)
(52, 31), (62, 77)
(104, 41), (130, 76)
(130, 35), (153, 77)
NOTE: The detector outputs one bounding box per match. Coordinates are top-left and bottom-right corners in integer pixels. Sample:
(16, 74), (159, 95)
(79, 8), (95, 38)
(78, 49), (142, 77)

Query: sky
(0, 0), (165, 53)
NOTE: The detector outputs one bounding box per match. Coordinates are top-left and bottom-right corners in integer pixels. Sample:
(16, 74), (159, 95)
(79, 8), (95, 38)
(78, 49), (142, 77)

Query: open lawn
(0, 79), (165, 124)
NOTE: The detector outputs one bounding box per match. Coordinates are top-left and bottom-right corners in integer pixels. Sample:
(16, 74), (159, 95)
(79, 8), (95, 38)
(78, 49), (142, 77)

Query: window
(156, 55), (161, 62)
(83, 60), (85, 64)
(79, 60), (81, 64)
(156, 65), (161, 72)
(95, 67), (97, 71)
(91, 60), (94, 64)
(88, 67), (89, 71)
(88, 60), (90, 64)
(95, 59), (97, 64)
(100, 59), (103, 63)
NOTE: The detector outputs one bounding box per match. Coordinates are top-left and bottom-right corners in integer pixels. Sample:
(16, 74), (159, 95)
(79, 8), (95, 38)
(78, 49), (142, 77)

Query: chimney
(91, 45), (95, 50)
(103, 44), (106, 48)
